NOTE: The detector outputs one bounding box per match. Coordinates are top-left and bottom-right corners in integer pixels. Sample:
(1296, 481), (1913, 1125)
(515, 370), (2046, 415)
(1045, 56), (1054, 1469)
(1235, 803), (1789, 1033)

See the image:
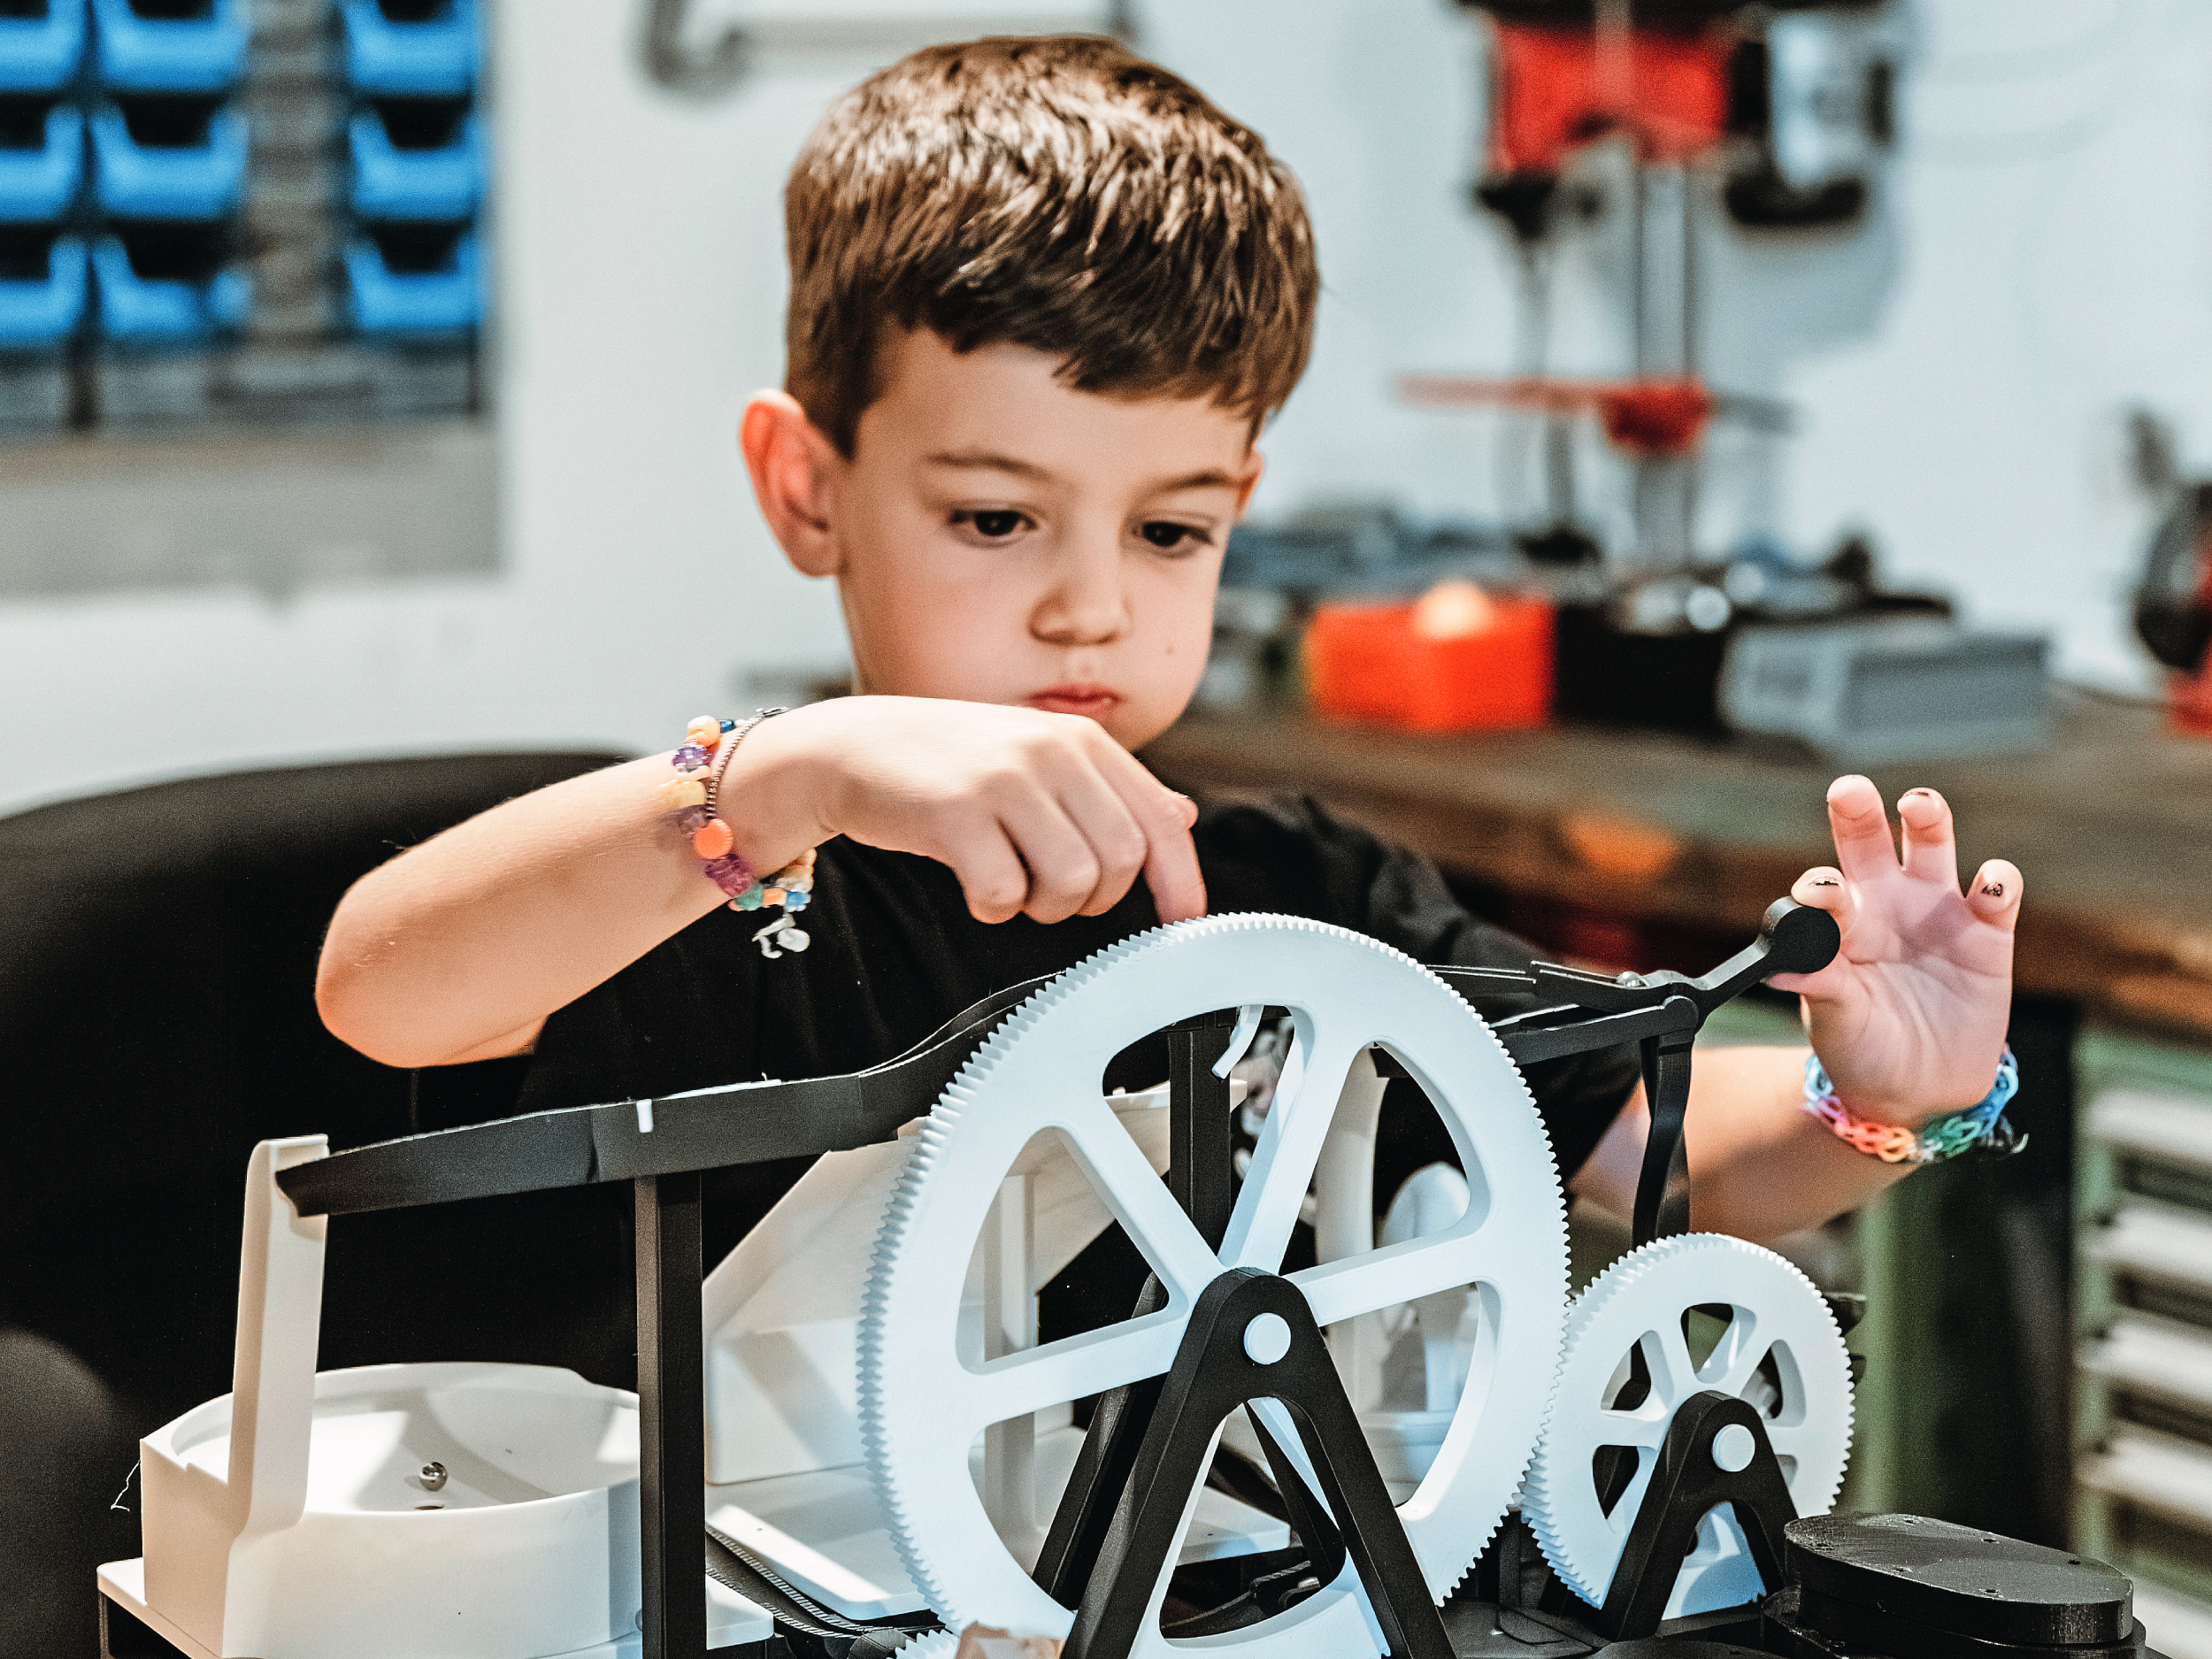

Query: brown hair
(783, 35), (1319, 456)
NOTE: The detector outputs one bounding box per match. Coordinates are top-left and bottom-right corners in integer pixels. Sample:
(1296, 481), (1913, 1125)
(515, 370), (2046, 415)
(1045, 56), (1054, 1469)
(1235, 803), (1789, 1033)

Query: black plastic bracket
(636, 1171), (708, 1659)
(1593, 1390), (1798, 1642)
(1064, 1268), (1453, 1659)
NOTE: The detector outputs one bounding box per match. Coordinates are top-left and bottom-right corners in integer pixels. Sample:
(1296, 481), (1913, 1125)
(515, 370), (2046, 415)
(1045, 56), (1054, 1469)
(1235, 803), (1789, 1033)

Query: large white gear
(1523, 1233), (1854, 1620)
(856, 915), (1571, 1659)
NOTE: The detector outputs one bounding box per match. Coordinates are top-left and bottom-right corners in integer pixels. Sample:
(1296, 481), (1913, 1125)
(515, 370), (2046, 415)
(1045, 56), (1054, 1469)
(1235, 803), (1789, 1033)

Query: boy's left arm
(1570, 775), (2024, 1243)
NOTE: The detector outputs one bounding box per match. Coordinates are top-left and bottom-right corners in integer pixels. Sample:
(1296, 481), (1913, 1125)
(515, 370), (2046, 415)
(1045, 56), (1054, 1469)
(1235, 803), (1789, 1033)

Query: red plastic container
(1304, 594), (1555, 733)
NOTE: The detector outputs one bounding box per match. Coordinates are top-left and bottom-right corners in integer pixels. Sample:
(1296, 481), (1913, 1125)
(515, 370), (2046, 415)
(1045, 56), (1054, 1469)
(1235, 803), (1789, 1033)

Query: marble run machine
(99, 902), (2172, 1659)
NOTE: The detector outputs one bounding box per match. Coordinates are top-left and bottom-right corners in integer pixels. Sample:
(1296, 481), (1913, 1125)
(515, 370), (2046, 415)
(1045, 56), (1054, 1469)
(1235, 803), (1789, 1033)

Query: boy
(319, 35), (2023, 1247)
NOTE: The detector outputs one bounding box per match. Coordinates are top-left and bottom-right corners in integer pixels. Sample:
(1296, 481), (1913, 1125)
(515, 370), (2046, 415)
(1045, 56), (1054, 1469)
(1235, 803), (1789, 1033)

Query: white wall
(1, 0), (2203, 812)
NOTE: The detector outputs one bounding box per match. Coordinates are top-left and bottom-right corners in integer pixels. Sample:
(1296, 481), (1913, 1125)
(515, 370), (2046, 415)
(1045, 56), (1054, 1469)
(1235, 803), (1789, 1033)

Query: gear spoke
(960, 1315), (1187, 1438)
(1218, 1031), (1363, 1274)
(1763, 1420), (1812, 1458)
(1291, 1229), (1491, 1328)
(1594, 1410), (1671, 1453)
(1701, 1314), (1767, 1398)
(1055, 1093), (1222, 1300)
(1645, 1322), (1702, 1406)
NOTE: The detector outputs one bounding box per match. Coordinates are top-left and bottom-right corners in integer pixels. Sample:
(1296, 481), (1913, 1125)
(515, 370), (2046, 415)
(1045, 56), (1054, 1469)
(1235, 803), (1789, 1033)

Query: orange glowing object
(1305, 592), (1554, 733)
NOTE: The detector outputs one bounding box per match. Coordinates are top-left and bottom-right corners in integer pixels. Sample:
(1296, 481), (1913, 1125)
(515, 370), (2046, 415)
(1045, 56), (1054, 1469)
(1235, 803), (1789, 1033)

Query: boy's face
(780, 328), (1262, 750)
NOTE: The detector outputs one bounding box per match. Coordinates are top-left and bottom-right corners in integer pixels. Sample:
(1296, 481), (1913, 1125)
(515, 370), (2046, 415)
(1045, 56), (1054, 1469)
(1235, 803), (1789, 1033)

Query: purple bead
(675, 806), (712, 833)
(702, 853), (754, 895)
(673, 744), (710, 768)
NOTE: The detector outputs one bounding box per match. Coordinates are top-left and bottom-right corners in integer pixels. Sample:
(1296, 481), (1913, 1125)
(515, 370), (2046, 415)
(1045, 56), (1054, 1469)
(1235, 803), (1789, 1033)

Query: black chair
(0, 751), (627, 1659)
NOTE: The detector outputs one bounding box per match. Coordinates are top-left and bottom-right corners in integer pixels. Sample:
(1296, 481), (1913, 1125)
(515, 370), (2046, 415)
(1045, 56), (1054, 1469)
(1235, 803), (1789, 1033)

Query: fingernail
(1980, 880), (2005, 897)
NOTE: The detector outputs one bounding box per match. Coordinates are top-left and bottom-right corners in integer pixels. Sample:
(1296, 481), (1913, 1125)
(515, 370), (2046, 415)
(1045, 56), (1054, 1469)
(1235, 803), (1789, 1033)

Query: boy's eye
(953, 508), (1026, 539)
(1137, 520), (1209, 552)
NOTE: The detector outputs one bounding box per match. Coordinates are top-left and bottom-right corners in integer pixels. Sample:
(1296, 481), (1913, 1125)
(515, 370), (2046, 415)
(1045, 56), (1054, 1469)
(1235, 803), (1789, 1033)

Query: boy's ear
(741, 391), (845, 578)
(1233, 449), (1265, 519)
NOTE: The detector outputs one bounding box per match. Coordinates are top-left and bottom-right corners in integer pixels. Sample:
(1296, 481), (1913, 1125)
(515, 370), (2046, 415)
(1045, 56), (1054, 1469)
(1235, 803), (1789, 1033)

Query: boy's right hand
(727, 695), (1208, 926)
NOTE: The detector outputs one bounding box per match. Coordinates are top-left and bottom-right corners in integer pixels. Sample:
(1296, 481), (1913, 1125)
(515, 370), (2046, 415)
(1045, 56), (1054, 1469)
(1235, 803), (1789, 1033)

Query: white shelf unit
(2076, 1031), (2212, 1659)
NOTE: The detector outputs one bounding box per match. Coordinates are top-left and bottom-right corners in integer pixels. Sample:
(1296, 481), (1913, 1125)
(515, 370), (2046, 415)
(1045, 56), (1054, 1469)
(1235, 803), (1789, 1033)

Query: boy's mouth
(1028, 685), (1122, 719)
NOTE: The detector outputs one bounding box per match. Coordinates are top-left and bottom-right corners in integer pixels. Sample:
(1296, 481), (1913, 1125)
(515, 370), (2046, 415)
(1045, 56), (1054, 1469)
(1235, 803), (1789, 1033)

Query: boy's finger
(1824, 775), (1899, 885)
(1090, 741), (1208, 922)
(1964, 858), (2024, 930)
(1770, 864), (1851, 993)
(1056, 775), (1151, 917)
(1895, 787), (1959, 889)
(1788, 864), (1854, 925)
(1002, 794), (1110, 926)
(951, 824), (1036, 926)
(1142, 819), (1208, 923)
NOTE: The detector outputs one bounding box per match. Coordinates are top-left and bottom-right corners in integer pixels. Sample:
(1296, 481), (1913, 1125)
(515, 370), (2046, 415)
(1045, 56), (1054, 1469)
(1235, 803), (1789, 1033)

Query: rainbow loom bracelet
(661, 713), (818, 914)
(1801, 1047), (2022, 1164)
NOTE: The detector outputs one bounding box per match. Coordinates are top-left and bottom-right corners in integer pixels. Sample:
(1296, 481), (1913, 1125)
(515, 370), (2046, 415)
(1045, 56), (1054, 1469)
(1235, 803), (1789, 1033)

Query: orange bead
(661, 779), (707, 809)
(692, 818), (734, 858)
(763, 887), (787, 905)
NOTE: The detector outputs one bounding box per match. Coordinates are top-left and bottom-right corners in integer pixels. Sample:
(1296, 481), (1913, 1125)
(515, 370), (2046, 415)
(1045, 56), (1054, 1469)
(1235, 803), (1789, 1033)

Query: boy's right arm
(316, 696), (1205, 1068)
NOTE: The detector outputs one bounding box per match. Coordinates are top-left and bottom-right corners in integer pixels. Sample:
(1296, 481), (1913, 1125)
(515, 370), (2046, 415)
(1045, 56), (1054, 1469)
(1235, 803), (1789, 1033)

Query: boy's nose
(1031, 547), (1130, 646)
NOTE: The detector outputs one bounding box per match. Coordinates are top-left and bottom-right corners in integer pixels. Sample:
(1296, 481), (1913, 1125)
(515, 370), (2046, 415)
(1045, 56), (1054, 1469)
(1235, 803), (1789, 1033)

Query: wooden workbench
(1145, 695), (2212, 1042)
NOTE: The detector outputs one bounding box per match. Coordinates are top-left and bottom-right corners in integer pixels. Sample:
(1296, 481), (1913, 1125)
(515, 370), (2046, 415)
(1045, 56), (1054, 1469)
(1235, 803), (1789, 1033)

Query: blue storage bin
(0, 0), (86, 96)
(0, 230), (85, 345)
(348, 106), (480, 220)
(91, 231), (246, 340)
(340, 0), (476, 97)
(89, 99), (246, 218)
(0, 103), (84, 221)
(345, 224), (478, 334)
(90, 0), (247, 96)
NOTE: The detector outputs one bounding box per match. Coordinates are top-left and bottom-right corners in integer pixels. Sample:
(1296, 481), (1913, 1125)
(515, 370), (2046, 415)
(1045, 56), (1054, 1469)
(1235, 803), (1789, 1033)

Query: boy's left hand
(1765, 775), (2023, 1124)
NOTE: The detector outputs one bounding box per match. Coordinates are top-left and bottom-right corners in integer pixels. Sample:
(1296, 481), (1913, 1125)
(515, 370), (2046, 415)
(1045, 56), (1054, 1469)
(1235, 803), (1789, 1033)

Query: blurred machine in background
(2129, 413), (2212, 736)
(0, 0), (483, 436)
(1226, 0), (2057, 762)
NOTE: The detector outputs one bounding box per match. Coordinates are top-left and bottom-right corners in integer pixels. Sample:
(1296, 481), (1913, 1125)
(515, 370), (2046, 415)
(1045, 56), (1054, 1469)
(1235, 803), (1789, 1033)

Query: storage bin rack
(338, 0), (482, 348)
(87, 0), (256, 419)
(0, 0), (88, 426)
(0, 0), (485, 437)
(2074, 1028), (2212, 1659)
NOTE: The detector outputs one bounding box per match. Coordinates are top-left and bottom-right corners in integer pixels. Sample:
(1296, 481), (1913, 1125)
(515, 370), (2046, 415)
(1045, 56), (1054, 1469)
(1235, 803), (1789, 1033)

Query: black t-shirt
(518, 794), (1640, 1182)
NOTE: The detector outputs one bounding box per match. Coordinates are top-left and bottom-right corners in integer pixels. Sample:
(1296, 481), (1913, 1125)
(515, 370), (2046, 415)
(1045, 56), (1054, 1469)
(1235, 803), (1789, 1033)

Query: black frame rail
(273, 900), (1835, 1659)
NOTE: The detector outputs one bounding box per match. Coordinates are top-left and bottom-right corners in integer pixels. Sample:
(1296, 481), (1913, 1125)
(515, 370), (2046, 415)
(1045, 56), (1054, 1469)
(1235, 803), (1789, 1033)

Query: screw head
(1710, 1423), (1756, 1472)
(1243, 1312), (1292, 1365)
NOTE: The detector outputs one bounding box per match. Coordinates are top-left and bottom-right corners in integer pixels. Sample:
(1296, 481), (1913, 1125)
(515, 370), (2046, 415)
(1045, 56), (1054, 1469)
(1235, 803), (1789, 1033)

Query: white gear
(1523, 1233), (1854, 1621)
(856, 916), (1571, 1659)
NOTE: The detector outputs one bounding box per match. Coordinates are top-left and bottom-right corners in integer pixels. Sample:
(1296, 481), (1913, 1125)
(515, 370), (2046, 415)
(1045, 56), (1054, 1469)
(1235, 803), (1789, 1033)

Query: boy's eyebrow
(922, 449), (1056, 480)
(922, 450), (1240, 492)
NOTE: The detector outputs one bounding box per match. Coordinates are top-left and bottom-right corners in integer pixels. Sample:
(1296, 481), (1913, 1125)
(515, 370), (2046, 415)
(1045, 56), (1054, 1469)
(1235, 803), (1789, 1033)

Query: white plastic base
(98, 1557), (772, 1658)
(705, 1422), (1292, 1619)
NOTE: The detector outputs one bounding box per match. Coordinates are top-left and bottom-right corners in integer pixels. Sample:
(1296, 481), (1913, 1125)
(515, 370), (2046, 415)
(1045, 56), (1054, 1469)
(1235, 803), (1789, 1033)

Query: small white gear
(856, 916), (1571, 1659)
(1523, 1233), (1854, 1620)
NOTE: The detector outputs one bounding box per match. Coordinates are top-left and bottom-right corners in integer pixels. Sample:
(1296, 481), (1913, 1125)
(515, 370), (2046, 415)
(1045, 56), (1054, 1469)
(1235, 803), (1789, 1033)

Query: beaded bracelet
(1801, 1047), (2023, 1164)
(660, 711), (818, 925)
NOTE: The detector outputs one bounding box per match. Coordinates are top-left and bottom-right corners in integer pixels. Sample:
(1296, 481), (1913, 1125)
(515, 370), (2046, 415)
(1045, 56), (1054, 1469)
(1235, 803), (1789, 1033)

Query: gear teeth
(857, 913), (1573, 1631)
(1522, 1233), (1855, 1616)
